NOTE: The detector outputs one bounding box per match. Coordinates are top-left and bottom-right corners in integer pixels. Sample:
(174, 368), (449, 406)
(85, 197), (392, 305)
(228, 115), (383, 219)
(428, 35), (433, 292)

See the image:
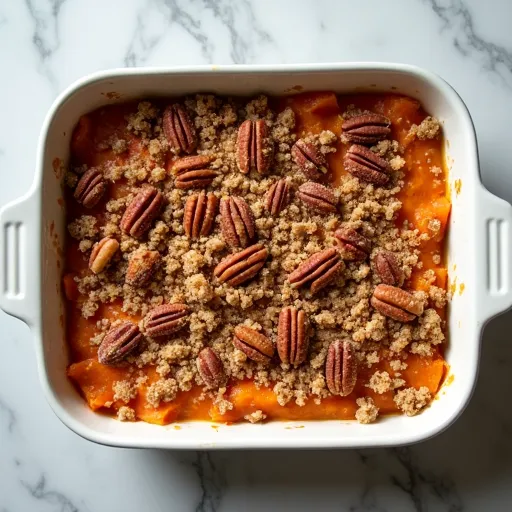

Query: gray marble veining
(425, 0), (512, 87)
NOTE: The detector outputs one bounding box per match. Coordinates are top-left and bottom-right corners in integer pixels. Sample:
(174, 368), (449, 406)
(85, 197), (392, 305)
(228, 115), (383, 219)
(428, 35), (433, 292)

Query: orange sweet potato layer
(65, 92), (449, 424)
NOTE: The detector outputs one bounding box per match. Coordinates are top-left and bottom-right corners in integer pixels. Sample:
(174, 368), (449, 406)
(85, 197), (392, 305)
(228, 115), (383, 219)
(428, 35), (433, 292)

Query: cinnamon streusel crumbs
(214, 387), (234, 415)
(79, 239), (93, 253)
(355, 397), (379, 424)
(244, 410), (266, 423)
(111, 138), (128, 155)
(112, 380), (137, 403)
(366, 371), (393, 394)
(389, 359), (408, 372)
(117, 406), (136, 421)
(68, 216), (97, 240)
(146, 378), (178, 408)
(408, 116), (441, 141)
(365, 351), (380, 367)
(393, 386), (431, 416)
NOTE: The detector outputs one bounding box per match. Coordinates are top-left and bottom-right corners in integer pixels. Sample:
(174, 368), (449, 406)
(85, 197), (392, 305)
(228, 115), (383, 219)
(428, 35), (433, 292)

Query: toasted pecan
(297, 182), (338, 214)
(325, 340), (357, 396)
(98, 322), (143, 365)
(233, 325), (274, 363)
(277, 306), (309, 366)
(214, 244), (268, 286)
(220, 196), (256, 248)
(120, 187), (164, 238)
(288, 248), (344, 294)
(342, 113), (391, 145)
(236, 119), (273, 174)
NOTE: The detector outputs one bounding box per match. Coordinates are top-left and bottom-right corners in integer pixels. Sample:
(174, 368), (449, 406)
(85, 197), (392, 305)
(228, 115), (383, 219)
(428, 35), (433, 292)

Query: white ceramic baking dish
(1, 63), (511, 449)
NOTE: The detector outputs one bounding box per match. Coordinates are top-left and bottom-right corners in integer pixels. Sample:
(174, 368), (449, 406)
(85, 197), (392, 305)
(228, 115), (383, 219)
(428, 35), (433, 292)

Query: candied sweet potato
(68, 359), (131, 410)
(62, 273), (79, 301)
(401, 355), (445, 394)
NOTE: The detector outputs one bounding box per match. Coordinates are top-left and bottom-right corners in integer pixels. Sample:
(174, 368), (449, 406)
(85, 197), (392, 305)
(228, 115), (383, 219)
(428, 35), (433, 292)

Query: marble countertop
(2, 0), (512, 510)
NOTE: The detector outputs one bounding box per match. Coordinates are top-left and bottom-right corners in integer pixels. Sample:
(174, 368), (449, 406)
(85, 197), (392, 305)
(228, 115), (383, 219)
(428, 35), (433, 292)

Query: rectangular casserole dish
(1, 63), (511, 449)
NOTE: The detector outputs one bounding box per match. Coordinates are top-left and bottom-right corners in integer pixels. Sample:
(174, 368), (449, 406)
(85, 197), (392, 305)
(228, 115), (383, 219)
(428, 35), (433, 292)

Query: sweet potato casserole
(63, 91), (450, 425)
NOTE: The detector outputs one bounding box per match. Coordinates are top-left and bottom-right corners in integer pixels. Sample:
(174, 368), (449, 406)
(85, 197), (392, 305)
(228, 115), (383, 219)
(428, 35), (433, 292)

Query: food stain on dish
(454, 178), (462, 196)
(48, 220), (64, 260)
(449, 276), (458, 296)
(459, 282), (465, 295)
(438, 373), (455, 396)
(52, 157), (64, 180)
(284, 85), (304, 93)
(102, 91), (121, 100)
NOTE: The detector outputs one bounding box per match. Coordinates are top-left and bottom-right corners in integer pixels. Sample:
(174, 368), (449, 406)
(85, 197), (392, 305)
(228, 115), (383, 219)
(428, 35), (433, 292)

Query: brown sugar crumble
(112, 380), (137, 403)
(244, 410), (267, 423)
(146, 378), (178, 408)
(393, 386), (431, 416)
(366, 371), (405, 394)
(65, 92), (449, 425)
(408, 116), (441, 141)
(355, 397), (379, 424)
(117, 406), (136, 421)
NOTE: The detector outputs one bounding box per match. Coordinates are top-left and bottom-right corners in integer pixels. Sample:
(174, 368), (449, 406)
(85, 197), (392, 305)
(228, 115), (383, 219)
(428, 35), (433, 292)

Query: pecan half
(220, 196), (256, 248)
(171, 155), (213, 175)
(197, 347), (226, 388)
(371, 284), (423, 322)
(120, 187), (164, 238)
(236, 119), (273, 174)
(89, 237), (119, 274)
(144, 304), (190, 337)
(172, 155), (217, 189)
(214, 243), (268, 286)
(265, 179), (290, 216)
(74, 168), (106, 208)
(342, 113), (391, 144)
(163, 103), (197, 154)
(277, 306), (309, 366)
(126, 249), (161, 287)
(288, 247), (344, 294)
(98, 321), (143, 365)
(373, 250), (404, 287)
(233, 325), (274, 363)
(175, 169), (217, 189)
(344, 144), (391, 186)
(334, 227), (371, 261)
(325, 340), (357, 396)
(291, 139), (328, 180)
(183, 192), (218, 238)
(297, 182), (338, 214)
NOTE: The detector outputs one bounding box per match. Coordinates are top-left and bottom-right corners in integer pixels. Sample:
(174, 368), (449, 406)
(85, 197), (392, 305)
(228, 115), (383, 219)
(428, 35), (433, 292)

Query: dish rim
(2, 62), (511, 449)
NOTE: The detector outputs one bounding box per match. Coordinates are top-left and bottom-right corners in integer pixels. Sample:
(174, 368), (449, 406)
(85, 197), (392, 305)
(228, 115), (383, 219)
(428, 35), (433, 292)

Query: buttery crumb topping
(355, 397), (379, 424)
(65, 94), (448, 423)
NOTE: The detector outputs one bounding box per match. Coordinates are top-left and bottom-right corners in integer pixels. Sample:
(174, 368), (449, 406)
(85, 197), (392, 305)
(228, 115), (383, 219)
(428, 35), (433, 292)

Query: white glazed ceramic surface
(1, 63), (511, 449)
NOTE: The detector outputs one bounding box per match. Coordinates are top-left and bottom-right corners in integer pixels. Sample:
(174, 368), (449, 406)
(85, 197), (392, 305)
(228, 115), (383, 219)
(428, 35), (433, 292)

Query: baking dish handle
(0, 192), (39, 327)
(478, 188), (512, 324)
